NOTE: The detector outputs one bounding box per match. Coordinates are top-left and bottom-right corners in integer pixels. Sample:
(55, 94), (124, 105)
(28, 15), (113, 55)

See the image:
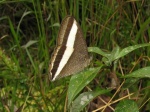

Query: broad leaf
(115, 99), (139, 112)
(122, 66), (150, 78)
(122, 78), (139, 89)
(109, 46), (120, 62)
(88, 47), (110, 58)
(115, 43), (150, 60)
(70, 89), (110, 112)
(68, 67), (101, 106)
(88, 43), (150, 65)
(105, 46), (120, 65)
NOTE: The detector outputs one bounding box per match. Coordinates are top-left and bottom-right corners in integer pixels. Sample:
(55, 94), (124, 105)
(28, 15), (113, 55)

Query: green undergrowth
(0, 0), (150, 112)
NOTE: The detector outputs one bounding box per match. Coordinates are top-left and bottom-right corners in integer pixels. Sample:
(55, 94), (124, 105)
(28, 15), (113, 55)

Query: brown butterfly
(49, 16), (91, 81)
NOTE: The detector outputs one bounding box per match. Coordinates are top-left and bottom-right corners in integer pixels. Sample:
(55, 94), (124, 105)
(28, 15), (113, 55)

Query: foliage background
(0, 0), (150, 112)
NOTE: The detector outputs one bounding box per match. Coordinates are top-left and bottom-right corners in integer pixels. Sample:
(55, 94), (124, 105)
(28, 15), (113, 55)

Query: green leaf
(102, 57), (111, 66)
(105, 46), (120, 65)
(17, 11), (33, 34)
(88, 44), (150, 65)
(51, 23), (60, 27)
(88, 47), (112, 66)
(122, 78), (139, 89)
(136, 17), (150, 41)
(122, 66), (150, 78)
(22, 40), (38, 49)
(70, 89), (110, 112)
(109, 46), (120, 61)
(68, 67), (102, 106)
(115, 43), (150, 60)
(115, 99), (139, 112)
(88, 47), (110, 58)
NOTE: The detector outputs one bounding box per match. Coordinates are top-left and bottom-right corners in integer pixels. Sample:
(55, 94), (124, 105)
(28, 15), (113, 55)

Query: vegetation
(0, 0), (150, 112)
